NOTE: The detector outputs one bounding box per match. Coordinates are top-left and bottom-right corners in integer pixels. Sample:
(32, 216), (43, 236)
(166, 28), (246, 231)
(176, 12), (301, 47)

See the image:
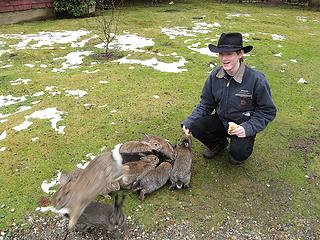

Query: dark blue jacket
(182, 63), (276, 137)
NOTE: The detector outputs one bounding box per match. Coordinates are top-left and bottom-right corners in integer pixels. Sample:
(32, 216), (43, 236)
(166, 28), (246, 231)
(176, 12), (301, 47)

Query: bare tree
(90, 0), (123, 57)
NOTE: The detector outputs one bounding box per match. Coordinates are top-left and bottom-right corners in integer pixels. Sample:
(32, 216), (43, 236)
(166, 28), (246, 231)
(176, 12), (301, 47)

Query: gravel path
(3, 212), (320, 240)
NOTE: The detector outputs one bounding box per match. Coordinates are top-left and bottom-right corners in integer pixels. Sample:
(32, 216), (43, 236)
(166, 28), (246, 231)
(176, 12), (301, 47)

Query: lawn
(0, 0), (319, 238)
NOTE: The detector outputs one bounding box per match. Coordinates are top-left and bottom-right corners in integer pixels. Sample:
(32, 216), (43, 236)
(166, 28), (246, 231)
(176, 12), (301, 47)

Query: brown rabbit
(169, 136), (192, 190)
(118, 140), (163, 163)
(141, 134), (175, 161)
(76, 193), (127, 238)
(52, 146), (128, 230)
(132, 161), (172, 201)
(119, 155), (159, 189)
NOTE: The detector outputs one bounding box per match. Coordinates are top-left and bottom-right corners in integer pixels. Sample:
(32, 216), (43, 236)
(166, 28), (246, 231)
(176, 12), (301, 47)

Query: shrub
(53, 0), (96, 17)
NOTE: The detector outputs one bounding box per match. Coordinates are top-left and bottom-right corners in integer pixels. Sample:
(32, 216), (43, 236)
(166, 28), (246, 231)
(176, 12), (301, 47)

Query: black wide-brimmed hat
(208, 32), (253, 53)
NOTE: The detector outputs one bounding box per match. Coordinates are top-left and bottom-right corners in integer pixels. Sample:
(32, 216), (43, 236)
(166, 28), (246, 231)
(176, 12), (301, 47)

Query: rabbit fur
(52, 145), (128, 230)
(132, 161), (172, 201)
(119, 140), (163, 163)
(119, 154), (159, 189)
(170, 136), (193, 190)
(141, 134), (175, 161)
(76, 193), (127, 237)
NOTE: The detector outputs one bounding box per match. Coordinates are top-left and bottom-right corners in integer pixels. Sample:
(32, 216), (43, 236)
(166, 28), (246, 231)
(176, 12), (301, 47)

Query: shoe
(229, 156), (243, 165)
(202, 139), (228, 159)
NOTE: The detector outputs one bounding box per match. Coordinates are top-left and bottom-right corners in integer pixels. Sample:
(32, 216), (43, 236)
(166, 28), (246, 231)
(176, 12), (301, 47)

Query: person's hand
(182, 125), (190, 136)
(229, 125), (246, 138)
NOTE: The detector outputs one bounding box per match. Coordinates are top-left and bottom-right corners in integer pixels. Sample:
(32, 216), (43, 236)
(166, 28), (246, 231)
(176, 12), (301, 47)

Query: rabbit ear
(120, 194), (125, 208)
(141, 133), (150, 141)
(114, 192), (119, 208)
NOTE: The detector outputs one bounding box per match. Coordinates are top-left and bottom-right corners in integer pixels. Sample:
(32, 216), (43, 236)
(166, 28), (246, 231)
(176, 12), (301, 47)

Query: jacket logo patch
(235, 93), (252, 98)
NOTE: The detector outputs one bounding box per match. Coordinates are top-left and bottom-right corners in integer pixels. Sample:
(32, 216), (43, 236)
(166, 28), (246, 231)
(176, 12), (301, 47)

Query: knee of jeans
(229, 145), (253, 161)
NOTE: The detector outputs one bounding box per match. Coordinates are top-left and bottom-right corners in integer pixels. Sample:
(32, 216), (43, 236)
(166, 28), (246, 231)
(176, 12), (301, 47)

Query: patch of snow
(0, 147), (6, 151)
(0, 95), (27, 108)
(226, 13), (251, 17)
(12, 120), (33, 132)
(13, 108), (66, 134)
(52, 51), (92, 73)
(32, 100), (41, 105)
(86, 153), (96, 160)
(31, 137), (39, 142)
(0, 49), (13, 57)
(71, 34), (98, 48)
(95, 34), (155, 52)
(77, 160), (90, 169)
(10, 78), (31, 85)
(114, 56), (187, 73)
(65, 89), (87, 98)
(161, 27), (196, 39)
(16, 106), (32, 113)
(36, 206), (69, 215)
(0, 113), (11, 119)
(33, 91), (45, 97)
(297, 78), (307, 84)
(41, 174), (61, 194)
(274, 52), (282, 57)
(82, 69), (100, 74)
(0, 130), (6, 140)
(0, 30), (90, 49)
(188, 45), (218, 57)
(271, 34), (286, 41)
(24, 64), (35, 68)
(296, 16), (308, 22)
(1, 64), (13, 68)
(290, 59), (298, 63)
(99, 80), (109, 84)
(26, 108), (66, 134)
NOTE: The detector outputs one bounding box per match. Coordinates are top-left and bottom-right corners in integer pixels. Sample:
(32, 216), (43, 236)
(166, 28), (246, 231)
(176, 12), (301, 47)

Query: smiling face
(218, 50), (244, 76)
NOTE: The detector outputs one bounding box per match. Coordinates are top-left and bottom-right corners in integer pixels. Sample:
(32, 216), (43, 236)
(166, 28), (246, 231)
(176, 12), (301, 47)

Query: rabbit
(141, 134), (175, 161)
(118, 140), (163, 163)
(58, 167), (84, 186)
(169, 135), (193, 190)
(132, 161), (172, 201)
(75, 193), (127, 238)
(119, 154), (159, 189)
(52, 146), (129, 231)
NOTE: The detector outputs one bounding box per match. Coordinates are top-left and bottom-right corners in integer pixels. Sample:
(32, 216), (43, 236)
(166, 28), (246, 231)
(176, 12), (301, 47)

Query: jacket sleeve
(241, 76), (277, 137)
(182, 74), (217, 129)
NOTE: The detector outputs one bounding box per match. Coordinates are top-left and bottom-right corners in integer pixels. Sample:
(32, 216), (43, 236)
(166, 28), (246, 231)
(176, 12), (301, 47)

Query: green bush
(53, 0), (96, 17)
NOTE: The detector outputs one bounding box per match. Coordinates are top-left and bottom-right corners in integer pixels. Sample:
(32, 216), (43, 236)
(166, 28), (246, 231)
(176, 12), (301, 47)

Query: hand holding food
(228, 122), (238, 135)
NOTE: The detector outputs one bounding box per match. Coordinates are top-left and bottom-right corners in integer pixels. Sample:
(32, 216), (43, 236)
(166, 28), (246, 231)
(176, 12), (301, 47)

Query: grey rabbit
(141, 134), (175, 161)
(170, 135), (192, 190)
(132, 161), (172, 201)
(119, 154), (159, 189)
(52, 145), (129, 230)
(76, 193), (127, 238)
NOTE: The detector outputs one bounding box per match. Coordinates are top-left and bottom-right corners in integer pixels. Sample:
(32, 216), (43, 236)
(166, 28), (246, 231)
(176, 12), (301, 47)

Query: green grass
(0, 0), (320, 236)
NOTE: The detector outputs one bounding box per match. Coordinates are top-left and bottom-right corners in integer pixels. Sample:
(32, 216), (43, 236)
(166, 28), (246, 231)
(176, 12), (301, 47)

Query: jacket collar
(216, 62), (245, 84)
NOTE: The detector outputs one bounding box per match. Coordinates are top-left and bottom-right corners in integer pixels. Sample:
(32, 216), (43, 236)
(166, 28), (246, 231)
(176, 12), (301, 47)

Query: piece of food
(228, 122), (238, 134)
